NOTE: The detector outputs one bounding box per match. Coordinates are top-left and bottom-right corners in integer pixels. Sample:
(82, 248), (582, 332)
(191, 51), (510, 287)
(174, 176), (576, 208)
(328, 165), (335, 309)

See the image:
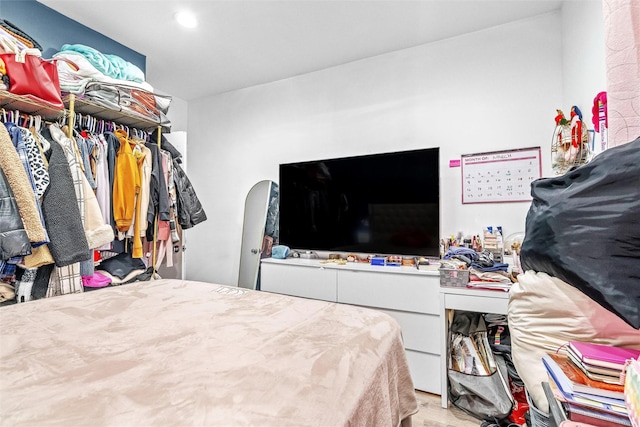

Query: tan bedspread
(0, 279), (417, 426)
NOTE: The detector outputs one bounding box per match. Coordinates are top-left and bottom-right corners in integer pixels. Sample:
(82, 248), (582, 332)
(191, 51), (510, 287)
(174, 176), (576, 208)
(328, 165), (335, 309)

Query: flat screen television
(279, 147), (440, 257)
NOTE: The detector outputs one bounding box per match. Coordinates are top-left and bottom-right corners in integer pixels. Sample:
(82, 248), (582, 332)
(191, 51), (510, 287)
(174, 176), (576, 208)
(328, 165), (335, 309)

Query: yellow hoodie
(113, 129), (145, 257)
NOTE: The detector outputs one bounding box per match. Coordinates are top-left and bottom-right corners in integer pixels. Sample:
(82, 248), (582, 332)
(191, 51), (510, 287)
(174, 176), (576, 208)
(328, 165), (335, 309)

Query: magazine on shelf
(449, 332), (496, 376)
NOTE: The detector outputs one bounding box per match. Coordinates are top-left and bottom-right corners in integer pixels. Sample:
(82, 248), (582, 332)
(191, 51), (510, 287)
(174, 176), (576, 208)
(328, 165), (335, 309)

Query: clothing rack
(65, 93), (164, 276)
(0, 107), (45, 129)
(1, 90), (168, 278)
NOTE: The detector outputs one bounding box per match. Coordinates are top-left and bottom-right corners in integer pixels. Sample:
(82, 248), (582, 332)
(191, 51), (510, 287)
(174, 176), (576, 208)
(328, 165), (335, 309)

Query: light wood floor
(412, 391), (480, 427)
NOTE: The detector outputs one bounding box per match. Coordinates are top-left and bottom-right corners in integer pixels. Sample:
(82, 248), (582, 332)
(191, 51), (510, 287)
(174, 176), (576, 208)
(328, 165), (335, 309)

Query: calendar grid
(461, 147), (542, 204)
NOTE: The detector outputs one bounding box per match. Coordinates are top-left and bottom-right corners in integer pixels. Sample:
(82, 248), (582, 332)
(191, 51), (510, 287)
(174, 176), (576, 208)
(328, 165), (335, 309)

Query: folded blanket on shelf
(59, 43), (144, 83)
(54, 51), (155, 94)
(54, 50), (172, 127)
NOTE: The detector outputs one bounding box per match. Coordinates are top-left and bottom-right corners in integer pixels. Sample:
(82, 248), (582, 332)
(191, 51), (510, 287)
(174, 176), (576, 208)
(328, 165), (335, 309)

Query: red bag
(0, 50), (63, 109)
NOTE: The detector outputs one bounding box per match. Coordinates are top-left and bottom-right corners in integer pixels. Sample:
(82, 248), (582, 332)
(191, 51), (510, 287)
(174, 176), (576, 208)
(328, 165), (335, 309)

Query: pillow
(508, 270), (640, 413)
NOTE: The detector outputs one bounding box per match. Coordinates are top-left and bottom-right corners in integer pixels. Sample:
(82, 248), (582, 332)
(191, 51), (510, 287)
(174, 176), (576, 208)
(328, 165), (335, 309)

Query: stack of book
(542, 341), (640, 427)
(567, 341), (640, 384)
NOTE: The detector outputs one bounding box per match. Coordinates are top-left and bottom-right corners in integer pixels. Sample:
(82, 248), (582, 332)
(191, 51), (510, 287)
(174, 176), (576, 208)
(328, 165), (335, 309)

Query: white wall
(185, 10), (603, 286)
(167, 96), (188, 133)
(561, 0), (606, 127)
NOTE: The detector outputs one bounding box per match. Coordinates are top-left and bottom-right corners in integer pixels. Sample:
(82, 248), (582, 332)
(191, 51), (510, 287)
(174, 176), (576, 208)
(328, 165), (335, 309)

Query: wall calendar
(461, 147), (542, 204)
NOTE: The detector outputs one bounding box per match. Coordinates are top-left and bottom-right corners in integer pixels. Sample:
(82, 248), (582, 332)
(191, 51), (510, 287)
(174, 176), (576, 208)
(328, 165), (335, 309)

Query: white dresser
(260, 257), (441, 394)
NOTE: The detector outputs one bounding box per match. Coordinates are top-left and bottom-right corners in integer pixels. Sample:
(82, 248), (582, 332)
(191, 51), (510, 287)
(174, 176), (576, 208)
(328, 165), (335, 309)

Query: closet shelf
(62, 95), (162, 131)
(1, 91), (165, 132)
(0, 90), (65, 120)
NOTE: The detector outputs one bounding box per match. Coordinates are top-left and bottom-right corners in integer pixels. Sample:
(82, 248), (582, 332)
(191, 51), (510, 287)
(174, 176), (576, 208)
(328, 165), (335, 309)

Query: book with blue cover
(543, 353), (625, 401)
(543, 354), (631, 426)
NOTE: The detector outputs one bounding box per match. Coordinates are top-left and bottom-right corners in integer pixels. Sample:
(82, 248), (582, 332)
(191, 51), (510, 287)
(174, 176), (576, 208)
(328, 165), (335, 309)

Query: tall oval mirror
(238, 180), (278, 290)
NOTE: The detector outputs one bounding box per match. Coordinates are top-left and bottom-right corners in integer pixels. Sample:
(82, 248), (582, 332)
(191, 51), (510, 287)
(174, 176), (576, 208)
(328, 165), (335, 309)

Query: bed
(0, 279), (418, 426)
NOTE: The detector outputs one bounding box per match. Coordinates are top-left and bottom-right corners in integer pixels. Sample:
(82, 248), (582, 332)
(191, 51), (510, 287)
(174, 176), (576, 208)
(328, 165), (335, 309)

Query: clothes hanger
(83, 114), (92, 133)
(133, 128), (145, 140)
(34, 115), (42, 132)
(75, 113), (83, 130)
(58, 110), (67, 127)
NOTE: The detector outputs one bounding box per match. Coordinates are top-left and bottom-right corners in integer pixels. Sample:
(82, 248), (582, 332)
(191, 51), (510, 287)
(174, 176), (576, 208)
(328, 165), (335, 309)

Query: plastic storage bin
(439, 268), (470, 287)
(526, 389), (550, 427)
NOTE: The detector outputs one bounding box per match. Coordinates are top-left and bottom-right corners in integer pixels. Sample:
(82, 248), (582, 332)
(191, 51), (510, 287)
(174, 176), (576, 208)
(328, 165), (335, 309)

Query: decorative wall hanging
(551, 106), (591, 175)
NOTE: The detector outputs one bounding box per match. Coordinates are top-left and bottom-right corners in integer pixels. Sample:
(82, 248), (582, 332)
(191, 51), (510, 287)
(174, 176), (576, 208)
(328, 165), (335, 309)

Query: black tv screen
(279, 147), (440, 257)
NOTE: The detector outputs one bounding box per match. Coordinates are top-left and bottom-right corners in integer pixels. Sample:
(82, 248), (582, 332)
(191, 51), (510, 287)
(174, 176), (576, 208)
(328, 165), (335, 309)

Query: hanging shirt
(94, 134), (112, 250)
(3, 123), (49, 245)
(18, 127), (50, 199)
(112, 129), (140, 232)
(112, 129), (145, 258)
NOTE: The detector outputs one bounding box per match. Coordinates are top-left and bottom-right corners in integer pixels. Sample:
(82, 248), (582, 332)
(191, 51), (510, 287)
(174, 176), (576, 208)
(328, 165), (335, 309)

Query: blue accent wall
(0, 0), (145, 73)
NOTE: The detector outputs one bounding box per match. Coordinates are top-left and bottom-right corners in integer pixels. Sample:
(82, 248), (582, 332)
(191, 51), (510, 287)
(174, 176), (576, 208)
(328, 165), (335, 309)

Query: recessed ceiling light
(174, 11), (198, 29)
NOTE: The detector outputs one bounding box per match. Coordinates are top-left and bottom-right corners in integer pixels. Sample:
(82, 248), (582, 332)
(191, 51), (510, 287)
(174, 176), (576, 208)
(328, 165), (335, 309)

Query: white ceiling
(38, 0), (564, 101)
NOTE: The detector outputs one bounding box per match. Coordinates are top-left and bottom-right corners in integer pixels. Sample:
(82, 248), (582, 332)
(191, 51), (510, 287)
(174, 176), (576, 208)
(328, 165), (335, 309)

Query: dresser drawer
(405, 350), (441, 394)
(261, 263), (337, 302)
(376, 309), (440, 354)
(337, 270), (439, 314)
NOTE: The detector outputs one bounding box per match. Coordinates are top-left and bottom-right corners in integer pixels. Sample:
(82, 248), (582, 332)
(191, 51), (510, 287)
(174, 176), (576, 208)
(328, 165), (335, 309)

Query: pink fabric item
(603, 0), (640, 147)
(591, 91), (607, 132)
(157, 220), (170, 241)
(81, 272), (112, 288)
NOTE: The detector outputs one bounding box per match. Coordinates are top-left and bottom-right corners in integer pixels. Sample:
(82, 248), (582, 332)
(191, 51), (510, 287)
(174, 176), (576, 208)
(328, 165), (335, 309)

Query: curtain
(603, 0), (640, 146)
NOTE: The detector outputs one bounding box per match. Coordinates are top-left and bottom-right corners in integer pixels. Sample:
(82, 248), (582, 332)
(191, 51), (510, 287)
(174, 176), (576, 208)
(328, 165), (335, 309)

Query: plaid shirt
(0, 257), (21, 282)
(47, 263), (83, 297)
